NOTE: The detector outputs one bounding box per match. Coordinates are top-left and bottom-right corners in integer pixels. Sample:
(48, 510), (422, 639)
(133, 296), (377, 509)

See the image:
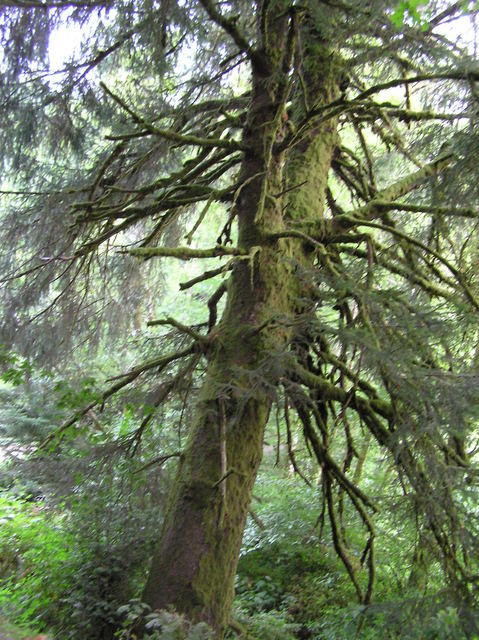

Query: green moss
(286, 129), (338, 224)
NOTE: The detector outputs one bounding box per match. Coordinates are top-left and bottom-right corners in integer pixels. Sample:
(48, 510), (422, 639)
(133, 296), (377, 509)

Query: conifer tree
(1, 1), (479, 636)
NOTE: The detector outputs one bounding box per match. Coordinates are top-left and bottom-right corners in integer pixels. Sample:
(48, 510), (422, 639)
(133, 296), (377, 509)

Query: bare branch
(133, 451), (182, 474)
(179, 262), (233, 290)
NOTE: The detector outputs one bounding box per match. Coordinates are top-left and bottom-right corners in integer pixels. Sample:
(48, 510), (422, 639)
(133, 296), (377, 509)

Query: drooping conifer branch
(101, 82), (242, 151)
(127, 353), (202, 454)
(197, 0), (270, 74)
(39, 344), (196, 449)
(291, 362), (392, 421)
(329, 149), (455, 232)
(147, 317), (208, 346)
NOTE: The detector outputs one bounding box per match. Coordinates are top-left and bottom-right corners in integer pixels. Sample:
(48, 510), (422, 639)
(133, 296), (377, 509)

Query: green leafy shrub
(316, 598), (479, 640)
(116, 601), (214, 639)
(0, 455), (163, 640)
(243, 610), (299, 640)
(225, 605), (300, 640)
(0, 493), (70, 632)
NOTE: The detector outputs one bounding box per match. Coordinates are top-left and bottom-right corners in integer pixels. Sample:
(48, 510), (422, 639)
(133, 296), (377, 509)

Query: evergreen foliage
(1, 0), (479, 638)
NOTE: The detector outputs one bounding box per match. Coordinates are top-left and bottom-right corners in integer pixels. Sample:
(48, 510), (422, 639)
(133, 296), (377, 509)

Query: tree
(1, 0), (479, 637)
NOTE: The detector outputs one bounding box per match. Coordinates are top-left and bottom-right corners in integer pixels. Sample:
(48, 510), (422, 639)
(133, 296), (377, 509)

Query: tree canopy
(1, 0), (479, 638)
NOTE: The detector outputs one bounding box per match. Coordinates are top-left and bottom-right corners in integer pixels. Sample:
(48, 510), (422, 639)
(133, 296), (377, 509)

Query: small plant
(226, 605), (300, 640)
(116, 601), (214, 639)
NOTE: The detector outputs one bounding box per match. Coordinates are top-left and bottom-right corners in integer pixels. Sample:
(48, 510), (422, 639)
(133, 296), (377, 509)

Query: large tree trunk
(142, 6), (341, 636)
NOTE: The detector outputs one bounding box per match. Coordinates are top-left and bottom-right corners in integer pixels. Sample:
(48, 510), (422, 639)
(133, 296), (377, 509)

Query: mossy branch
(303, 71), (479, 125)
(266, 229), (323, 247)
(101, 82), (242, 151)
(338, 244), (451, 299)
(179, 262), (233, 290)
(107, 345), (196, 381)
(127, 355), (201, 455)
(339, 218), (479, 310)
(371, 106), (474, 123)
(147, 317), (207, 344)
(292, 362), (392, 421)
(330, 150), (455, 232)
(372, 201), (479, 219)
(212, 468), (246, 489)
(351, 70), (479, 103)
(128, 245), (247, 260)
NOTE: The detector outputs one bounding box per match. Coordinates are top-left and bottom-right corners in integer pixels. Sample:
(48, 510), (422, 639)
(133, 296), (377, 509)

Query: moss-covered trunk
(142, 6), (341, 637)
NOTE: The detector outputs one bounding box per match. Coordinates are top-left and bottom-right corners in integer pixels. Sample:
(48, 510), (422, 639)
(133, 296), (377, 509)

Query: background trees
(1, 0), (479, 638)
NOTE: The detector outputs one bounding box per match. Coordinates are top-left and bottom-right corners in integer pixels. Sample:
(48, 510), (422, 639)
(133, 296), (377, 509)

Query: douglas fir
(1, 0), (479, 637)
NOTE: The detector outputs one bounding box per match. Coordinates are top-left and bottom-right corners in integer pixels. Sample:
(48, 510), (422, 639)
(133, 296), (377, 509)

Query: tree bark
(142, 5), (341, 636)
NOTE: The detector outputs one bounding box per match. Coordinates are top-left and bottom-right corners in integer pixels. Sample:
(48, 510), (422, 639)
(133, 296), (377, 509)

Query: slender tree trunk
(142, 6), (341, 636)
